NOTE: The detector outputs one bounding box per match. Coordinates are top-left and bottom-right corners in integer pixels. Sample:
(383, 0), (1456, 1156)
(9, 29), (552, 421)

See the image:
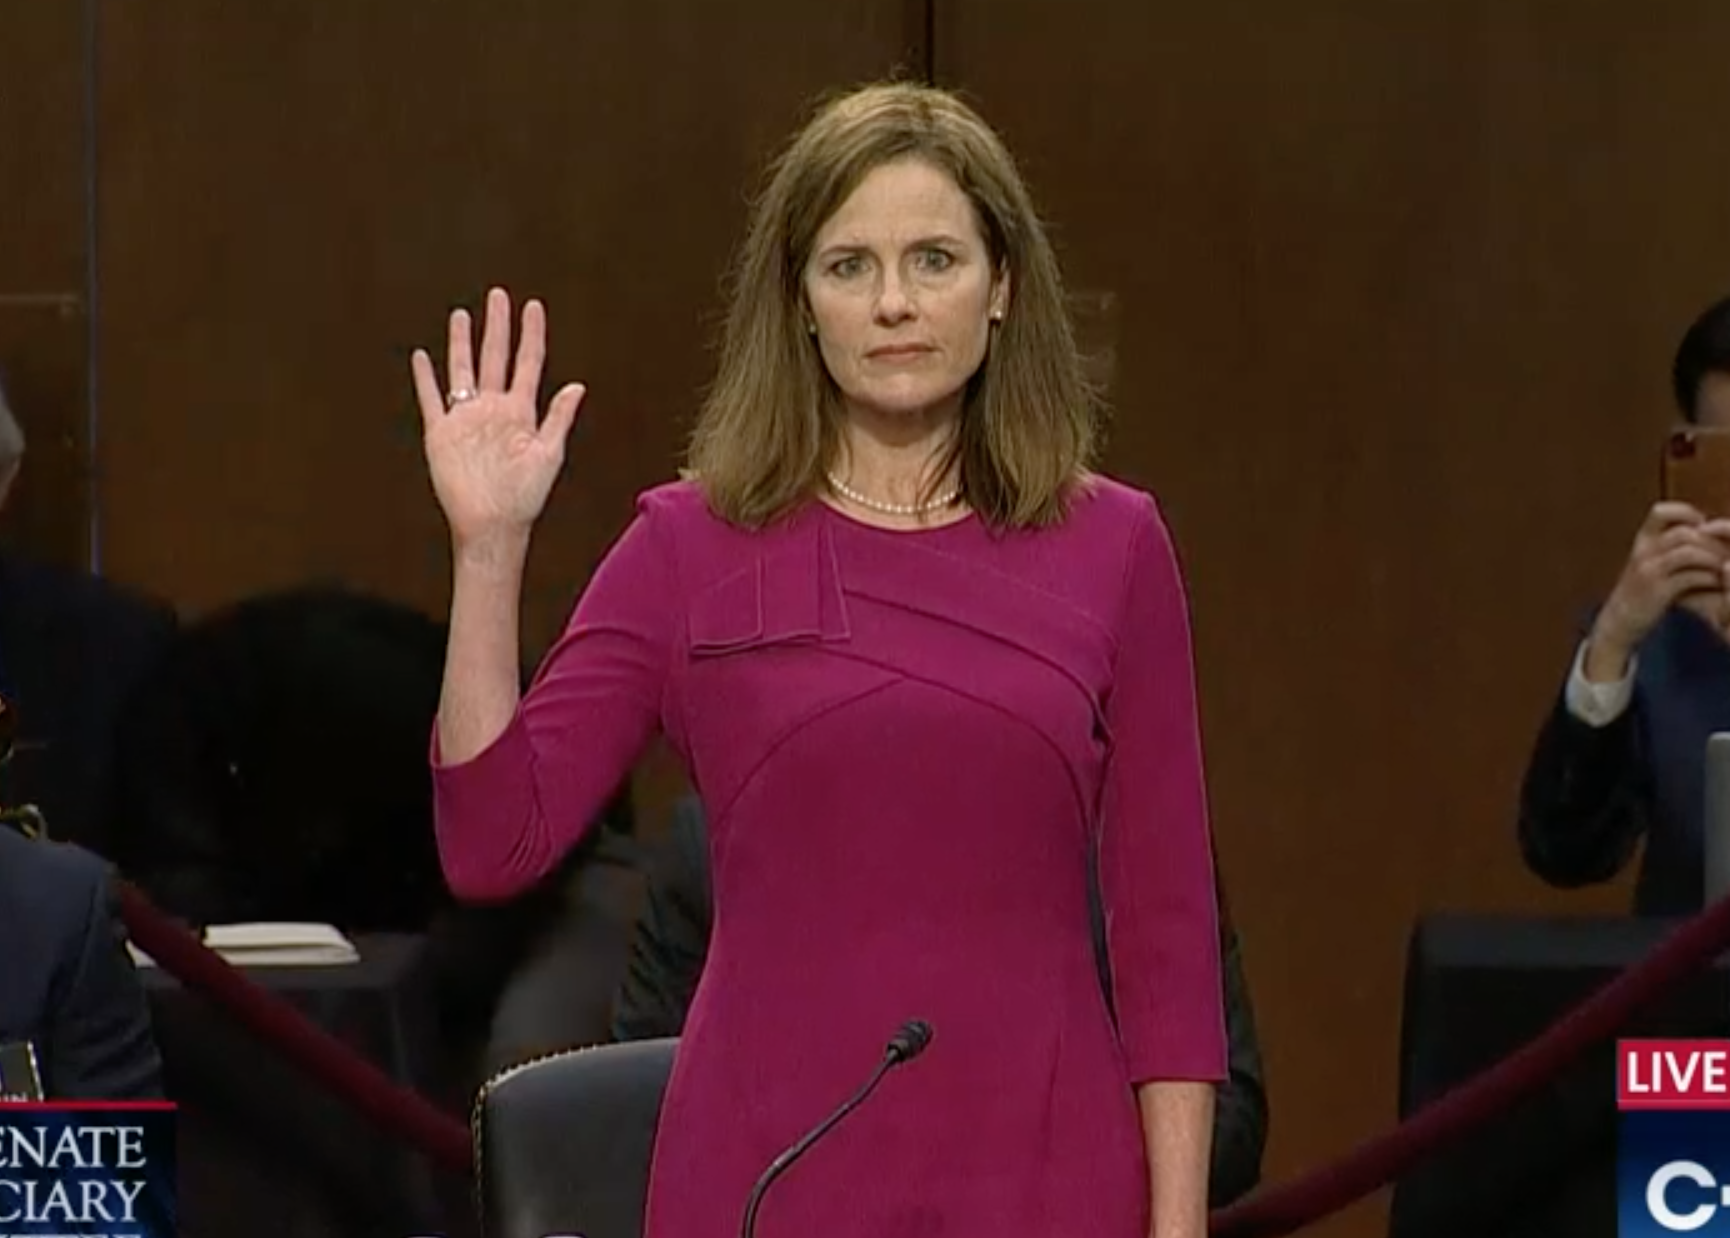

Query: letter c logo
(1649, 1160), (1720, 1232)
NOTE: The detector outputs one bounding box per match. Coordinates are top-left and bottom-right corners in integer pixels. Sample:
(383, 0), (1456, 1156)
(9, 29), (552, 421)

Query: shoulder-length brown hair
(686, 81), (1101, 529)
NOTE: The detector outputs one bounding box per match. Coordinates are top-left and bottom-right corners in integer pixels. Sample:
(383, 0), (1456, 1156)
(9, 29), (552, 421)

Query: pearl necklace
(825, 471), (961, 517)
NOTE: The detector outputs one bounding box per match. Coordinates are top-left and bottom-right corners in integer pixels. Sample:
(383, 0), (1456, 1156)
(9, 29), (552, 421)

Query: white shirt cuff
(1564, 638), (1636, 728)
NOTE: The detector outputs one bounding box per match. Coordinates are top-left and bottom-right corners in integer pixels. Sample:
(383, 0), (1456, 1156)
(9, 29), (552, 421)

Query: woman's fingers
(478, 287), (512, 392)
(410, 349), (444, 428)
(539, 382), (587, 450)
(446, 308), (477, 397)
(511, 299), (548, 402)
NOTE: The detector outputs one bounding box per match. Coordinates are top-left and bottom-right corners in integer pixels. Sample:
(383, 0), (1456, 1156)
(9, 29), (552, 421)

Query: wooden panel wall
(938, 3), (1730, 1234)
(95, 0), (925, 648)
(93, 0), (926, 821)
(0, 2), (90, 568)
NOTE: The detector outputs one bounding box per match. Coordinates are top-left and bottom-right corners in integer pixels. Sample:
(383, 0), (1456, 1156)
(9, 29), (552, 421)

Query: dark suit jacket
(612, 796), (1270, 1207)
(0, 825), (162, 1100)
(0, 554), (177, 856)
(1518, 607), (1730, 915)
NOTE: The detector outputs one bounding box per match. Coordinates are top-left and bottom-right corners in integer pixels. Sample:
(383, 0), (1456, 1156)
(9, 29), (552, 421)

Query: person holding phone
(1518, 295), (1730, 914)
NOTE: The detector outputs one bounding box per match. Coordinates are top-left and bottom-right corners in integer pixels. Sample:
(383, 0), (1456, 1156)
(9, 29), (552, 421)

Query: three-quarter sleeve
(433, 493), (680, 901)
(1098, 493), (1228, 1085)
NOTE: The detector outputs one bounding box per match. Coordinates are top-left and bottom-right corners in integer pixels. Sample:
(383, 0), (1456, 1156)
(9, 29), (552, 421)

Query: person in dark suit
(611, 796), (1270, 1207)
(0, 555), (179, 855)
(0, 376), (179, 859)
(1519, 295), (1730, 915)
(0, 821), (162, 1100)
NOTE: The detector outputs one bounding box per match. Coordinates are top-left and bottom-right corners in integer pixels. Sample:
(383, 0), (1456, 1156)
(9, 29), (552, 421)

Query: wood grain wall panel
(938, 3), (1730, 1232)
(92, 4), (927, 826)
(95, 0), (925, 825)
(95, 0), (924, 652)
(0, 3), (85, 292)
(0, 3), (90, 568)
(0, 301), (90, 567)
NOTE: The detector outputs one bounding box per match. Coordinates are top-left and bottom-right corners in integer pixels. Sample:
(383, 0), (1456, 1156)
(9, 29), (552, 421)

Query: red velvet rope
(116, 882), (473, 1173)
(1210, 891), (1730, 1236)
(118, 878), (1730, 1234)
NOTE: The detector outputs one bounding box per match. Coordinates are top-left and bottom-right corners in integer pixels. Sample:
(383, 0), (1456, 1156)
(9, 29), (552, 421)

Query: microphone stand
(739, 1020), (932, 1238)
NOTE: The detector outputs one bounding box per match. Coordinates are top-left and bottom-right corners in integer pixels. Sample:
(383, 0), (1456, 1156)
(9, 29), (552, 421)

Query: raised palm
(412, 287), (585, 546)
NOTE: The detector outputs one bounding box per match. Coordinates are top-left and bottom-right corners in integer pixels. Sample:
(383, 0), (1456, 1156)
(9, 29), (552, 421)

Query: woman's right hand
(412, 287), (586, 553)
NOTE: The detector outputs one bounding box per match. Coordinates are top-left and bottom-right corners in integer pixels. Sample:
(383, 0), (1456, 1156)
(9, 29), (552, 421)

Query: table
(1388, 913), (1730, 1238)
(140, 934), (469, 1238)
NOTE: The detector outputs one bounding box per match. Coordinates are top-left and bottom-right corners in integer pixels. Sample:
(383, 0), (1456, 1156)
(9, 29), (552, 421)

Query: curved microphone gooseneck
(738, 1018), (934, 1238)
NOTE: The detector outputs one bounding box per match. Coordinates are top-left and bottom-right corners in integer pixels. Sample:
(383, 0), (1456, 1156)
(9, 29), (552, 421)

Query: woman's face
(803, 157), (1007, 428)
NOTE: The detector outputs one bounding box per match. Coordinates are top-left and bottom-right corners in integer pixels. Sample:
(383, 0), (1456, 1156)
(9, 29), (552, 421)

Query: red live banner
(1618, 1039), (1730, 1110)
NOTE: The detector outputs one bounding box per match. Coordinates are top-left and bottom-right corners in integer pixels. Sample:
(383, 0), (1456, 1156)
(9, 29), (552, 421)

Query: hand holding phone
(1584, 430), (1730, 667)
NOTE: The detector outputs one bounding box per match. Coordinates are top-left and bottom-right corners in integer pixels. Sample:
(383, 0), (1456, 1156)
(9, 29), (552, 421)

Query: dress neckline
(814, 496), (979, 537)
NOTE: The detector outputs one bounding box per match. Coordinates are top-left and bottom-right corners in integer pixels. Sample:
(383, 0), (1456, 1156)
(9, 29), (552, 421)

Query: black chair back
(474, 1038), (676, 1238)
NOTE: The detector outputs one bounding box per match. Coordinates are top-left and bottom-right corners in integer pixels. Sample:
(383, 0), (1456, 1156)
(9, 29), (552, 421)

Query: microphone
(739, 1018), (934, 1238)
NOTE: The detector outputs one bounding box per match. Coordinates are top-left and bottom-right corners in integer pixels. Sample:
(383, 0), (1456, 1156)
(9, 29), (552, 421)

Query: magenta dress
(433, 476), (1226, 1238)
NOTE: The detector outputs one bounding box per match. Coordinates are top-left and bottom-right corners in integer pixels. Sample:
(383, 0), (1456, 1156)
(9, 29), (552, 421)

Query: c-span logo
(1620, 1040), (1730, 1234)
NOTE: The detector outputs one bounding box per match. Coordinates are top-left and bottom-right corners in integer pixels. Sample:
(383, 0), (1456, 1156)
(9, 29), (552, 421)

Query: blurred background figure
(0, 372), (177, 859)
